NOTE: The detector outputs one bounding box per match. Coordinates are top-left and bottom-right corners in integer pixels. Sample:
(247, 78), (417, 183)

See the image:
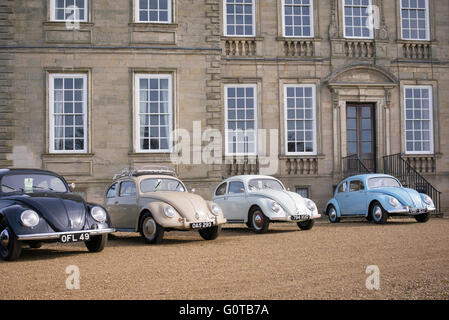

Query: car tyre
(85, 234), (107, 252)
(139, 212), (164, 244)
(297, 219), (315, 231)
(199, 225), (222, 240)
(371, 202), (388, 225)
(327, 205), (340, 223)
(249, 207), (270, 234)
(0, 226), (22, 261)
(415, 212), (430, 223)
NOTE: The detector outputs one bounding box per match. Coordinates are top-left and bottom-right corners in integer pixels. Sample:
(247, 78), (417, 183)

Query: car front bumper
(270, 213), (321, 222)
(17, 228), (115, 241)
(388, 207), (436, 215)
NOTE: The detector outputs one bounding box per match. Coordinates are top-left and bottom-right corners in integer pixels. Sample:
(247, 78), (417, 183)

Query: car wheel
(0, 226), (22, 261)
(415, 212), (430, 223)
(139, 212), (164, 244)
(297, 219), (315, 231)
(199, 225), (222, 241)
(249, 207), (269, 234)
(29, 242), (42, 249)
(85, 234), (107, 252)
(327, 205), (340, 223)
(371, 202), (388, 225)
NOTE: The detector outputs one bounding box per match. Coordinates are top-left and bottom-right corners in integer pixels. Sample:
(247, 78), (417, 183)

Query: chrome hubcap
(143, 218), (156, 240)
(374, 206), (382, 220)
(0, 229), (10, 248)
(253, 213), (263, 230)
(329, 209), (337, 220)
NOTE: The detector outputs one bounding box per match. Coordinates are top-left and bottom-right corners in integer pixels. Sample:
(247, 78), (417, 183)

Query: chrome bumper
(17, 228), (115, 241)
(388, 208), (436, 215)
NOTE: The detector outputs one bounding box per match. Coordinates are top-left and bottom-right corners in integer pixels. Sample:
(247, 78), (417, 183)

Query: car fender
(0, 204), (54, 237)
(365, 192), (398, 213)
(247, 196), (279, 221)
(325, 199), (342, 217)
(137, 201), (182, 229)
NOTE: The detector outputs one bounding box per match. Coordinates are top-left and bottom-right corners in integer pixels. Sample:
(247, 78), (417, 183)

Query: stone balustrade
(401, 42), (432, 60)
(404, 155), (436, 173)
(285, 157), (318, 175)
(344, 40), (375, 58)
(223, 38), (257, 57)
(283, 39), (315, 57)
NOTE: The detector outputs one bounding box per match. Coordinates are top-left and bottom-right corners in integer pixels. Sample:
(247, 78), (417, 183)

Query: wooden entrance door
(346, 104), (376, 172)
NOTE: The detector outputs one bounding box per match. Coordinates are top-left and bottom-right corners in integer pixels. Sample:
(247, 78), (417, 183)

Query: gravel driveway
(1, 217), (449, 300)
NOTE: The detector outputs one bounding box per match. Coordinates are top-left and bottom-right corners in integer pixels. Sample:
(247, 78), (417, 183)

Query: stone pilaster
(204, 0), (222, 179)
(0, 0), (14, 167)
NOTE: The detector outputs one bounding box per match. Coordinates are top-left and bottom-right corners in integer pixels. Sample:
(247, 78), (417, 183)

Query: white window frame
(49, 73), (88, 154)
(134, 73), (173, 153)
(50, 0), (88, 22)
(223, 0), (256, 37)
(342, 0), (374, 39)
(134, 0), (173, 24)
(224, 84), (258, 156)
(281, 0), (314, 38)
(403, 85), (434, 155)
(400, 0), (430, 41)
(284, 84), (317, 156)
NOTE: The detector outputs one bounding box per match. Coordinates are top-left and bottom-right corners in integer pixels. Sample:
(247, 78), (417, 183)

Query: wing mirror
(191, 188), (196, 193)
(287, 187), (291, 191)
(70, 183), (76, 190)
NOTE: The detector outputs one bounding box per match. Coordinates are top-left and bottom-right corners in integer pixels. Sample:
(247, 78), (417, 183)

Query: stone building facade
(1, 0), (448, 213)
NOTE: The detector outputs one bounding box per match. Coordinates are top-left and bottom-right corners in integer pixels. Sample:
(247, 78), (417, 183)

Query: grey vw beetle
(213, 175), (321, 233)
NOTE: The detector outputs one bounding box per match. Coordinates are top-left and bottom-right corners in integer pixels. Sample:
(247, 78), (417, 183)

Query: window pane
(284, 85), (315, 154)
(225, 0), (254, 36)
(136, 75), (172, 152)
(283, 0), (313, 37)
(401, 0), (429, 40)
(343, 0), (373, 38)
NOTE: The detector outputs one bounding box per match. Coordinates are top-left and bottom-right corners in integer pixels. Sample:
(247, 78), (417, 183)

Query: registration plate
(410, 209), (426, 215)
(60, 232), (90, 243)
(291, 215), (309, 221)
(190, 222), (213, 229)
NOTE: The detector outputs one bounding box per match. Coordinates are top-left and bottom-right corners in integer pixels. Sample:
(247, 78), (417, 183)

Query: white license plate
(191, 222), (213, 229)
(60, 232), (90, 243)
(291, 215), (309, 221)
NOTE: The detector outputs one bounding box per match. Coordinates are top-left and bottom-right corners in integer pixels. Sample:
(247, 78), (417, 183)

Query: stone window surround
(280, 0), (315, 38)
(48, 73), (88, 154)
(134, 73), (174, 153)
(45, 68), (93, 155)
(221, 79), (262, 157)
(279, 78), (322, 157)
(341, 0), (374, 39)
(223, 83), (258, 156)
(396, 0), (435, 42)
(45, 0), (93, 23)
(283, 83), (318, 156)
(131, 0), (177, 25)
(295, 185), (311, 198)
(131, 68), (178, 155)
(399, 80), (439, 156)
(222, 0), (256, 37)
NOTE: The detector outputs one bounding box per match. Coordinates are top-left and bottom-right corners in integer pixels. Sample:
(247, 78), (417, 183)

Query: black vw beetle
(0, 168), (114, 261)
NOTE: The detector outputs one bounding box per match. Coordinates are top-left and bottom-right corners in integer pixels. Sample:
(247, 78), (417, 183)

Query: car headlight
(271, 201), (281, 213)
(389, 197), (400, 207)
(423, 196), (434, 206)
(306, 199), (316, 212)
(91, 206), (107, 223)
(164, 205), (176, 218)
(20, 210), (40, 228)
(210, 203), (221, 216)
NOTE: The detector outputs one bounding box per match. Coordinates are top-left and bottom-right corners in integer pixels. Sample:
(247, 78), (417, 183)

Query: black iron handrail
(383, 153), (441, 215)
(342, 154), (371, 178)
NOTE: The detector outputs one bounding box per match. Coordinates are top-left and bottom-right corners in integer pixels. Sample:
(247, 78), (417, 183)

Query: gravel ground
(1, 217), (449, 300)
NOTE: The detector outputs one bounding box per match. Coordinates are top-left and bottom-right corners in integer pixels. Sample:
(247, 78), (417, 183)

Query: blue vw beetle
(325, 174), (436, 224)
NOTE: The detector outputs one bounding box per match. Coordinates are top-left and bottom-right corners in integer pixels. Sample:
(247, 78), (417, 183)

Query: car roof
(340, 174), (396, 183)
(222, 175), (282, 183)
(0, 168), (63, 179)
(113, 174), (183, 184)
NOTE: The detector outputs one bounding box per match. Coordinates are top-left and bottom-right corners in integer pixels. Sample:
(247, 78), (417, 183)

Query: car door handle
(114, 201), (119, 205)
(224, 197), (228, 200)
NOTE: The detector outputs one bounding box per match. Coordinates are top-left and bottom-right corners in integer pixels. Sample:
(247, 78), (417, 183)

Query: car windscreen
(140, 178), (186, 193)
(1, 174), (68, 194)
(248, 179), (284, 192)
(367, 177), (401, 189)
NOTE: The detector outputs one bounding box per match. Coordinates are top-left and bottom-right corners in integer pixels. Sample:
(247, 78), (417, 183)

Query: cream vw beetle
(104, 167), (226, 244)
(213, 175), (321, 233)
